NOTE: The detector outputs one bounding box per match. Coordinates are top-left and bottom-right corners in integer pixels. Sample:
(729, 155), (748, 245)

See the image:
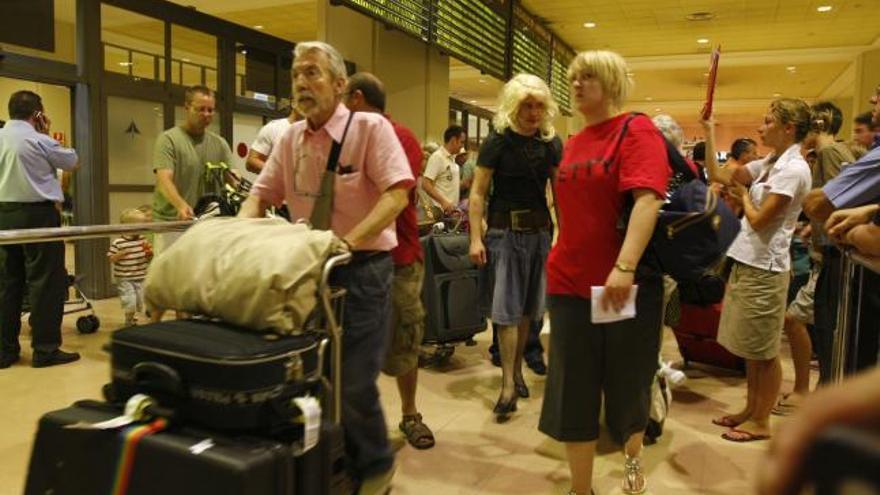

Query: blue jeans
(330, 252), (395, 480)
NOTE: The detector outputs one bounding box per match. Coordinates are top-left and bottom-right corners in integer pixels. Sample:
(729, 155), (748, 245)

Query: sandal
(721, 428), (770, 443)
(399, 413), (435, 450)
(711, 415), (744, 428)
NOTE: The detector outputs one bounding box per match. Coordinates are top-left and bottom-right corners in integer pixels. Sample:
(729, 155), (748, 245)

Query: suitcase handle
(133, 362), (187, 399)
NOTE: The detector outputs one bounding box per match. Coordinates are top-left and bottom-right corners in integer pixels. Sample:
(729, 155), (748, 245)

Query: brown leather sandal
(399, 413), (435, 450)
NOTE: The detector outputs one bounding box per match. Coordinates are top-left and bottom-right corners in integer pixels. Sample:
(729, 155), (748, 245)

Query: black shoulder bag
(610, 113), (741, 283)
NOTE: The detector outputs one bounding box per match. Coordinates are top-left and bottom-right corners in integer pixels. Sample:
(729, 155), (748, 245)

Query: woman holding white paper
(538, 50), (668, 495)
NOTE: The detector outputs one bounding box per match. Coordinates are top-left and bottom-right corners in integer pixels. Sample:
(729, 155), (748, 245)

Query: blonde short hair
(567, 50), (632, 109)
(120, 208), (147, 224)
(770, 98), (811, 142)
(492, 73), (558, 142)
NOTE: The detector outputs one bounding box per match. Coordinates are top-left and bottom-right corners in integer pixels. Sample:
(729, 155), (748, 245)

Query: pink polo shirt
(251, 104), (414, 252)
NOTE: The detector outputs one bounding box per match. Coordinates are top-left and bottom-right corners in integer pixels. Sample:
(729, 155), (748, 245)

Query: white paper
(64, 393), (155, 430)
(590, 285), (638, 324)
(292, 396), (322, 455)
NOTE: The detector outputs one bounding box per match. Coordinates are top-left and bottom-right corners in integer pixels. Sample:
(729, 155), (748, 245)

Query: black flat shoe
(526, 356), (547, 375)
(514, 377), (530, 398)
(32, 349), (80, 368)
(493, 395), (517, 422)
(0, 354), (20, 369)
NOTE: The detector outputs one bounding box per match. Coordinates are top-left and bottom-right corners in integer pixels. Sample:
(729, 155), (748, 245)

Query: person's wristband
(614, 261), (636, 273)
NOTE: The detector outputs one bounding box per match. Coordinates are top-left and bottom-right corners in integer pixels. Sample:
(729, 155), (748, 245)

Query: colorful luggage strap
(112, 417), (168, 495)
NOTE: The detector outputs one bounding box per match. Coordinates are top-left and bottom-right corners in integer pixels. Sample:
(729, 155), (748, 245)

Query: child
(108, 208), (153, 326)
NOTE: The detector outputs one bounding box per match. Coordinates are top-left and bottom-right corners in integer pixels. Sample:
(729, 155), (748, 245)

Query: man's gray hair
(294, 41), (348, 81)
(652, 114), (684, 150)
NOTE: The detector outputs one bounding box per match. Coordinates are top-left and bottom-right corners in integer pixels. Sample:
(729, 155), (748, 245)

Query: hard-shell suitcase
(107, 319), (324, 433)
(24, 401), (295, 495)
(672, 303), (745, 373)
(420, 232), (487, 344)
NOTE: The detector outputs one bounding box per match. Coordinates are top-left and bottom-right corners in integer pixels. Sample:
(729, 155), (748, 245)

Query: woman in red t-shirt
(537, 50), (669, 495)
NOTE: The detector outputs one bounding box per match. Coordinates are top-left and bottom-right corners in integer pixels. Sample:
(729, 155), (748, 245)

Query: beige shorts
(717, 261), (790, 361)
(383, 261), (426, 376)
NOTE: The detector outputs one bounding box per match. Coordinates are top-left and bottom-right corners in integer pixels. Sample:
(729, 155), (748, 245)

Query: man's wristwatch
(614, 261), (636, 273)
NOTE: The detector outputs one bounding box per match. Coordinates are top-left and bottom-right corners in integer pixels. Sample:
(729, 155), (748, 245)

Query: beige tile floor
(0, 295), (810, 495)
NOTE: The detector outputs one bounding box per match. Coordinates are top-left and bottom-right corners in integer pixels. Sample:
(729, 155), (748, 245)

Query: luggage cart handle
(319, 251), (351, 425)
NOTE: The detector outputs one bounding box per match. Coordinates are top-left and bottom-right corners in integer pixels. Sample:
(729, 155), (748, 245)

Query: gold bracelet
(614, 261), (636, 273)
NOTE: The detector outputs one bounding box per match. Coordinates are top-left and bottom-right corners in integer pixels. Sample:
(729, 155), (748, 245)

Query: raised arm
(701, 118), (753, 186)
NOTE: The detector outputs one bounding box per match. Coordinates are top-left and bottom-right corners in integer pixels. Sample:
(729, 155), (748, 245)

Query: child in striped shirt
(108, 208), (153, 326)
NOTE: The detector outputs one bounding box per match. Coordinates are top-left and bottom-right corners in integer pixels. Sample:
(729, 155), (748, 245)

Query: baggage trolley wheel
(77, 315), (100, 334)
(418, 345), (456, 367)
(434, 345), (455, 365)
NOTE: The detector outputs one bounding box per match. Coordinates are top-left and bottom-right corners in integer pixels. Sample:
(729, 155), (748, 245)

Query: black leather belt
(487, 209), (551, 232)
(0, 201), (55, 207)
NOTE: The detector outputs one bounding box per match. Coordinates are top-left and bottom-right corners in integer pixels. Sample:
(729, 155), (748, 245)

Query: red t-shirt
(388, 117), (424, 266)
(546, 113), (670, 298)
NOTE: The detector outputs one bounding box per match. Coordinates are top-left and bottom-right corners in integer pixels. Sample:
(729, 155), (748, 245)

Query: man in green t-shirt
(152, 85), (232, 234)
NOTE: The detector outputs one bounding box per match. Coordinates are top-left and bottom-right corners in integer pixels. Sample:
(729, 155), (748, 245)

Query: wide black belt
(0, 201), (55, 207)
(487, 209), (550, 232)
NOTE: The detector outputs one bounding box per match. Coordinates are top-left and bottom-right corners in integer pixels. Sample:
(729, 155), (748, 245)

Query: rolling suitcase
(25, 401), (295, 495)
(106, 319), (324, 433)
(672, 303), (745, 373)
(420, 231), (487, 345)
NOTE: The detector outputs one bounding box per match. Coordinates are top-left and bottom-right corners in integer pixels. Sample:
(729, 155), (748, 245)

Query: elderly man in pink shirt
(238, 41), (413, 495)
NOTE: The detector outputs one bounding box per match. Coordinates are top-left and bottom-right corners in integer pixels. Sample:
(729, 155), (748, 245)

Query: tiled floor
(0, 296), (810, 495)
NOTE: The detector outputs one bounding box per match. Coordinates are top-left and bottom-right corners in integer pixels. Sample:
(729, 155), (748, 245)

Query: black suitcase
(107, 319), (324, 433)
(420, 232), (487, 344)
(24, 401), (295, 495)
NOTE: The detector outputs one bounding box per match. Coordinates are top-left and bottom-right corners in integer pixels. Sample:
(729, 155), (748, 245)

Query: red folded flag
(702, 46), (721, 121)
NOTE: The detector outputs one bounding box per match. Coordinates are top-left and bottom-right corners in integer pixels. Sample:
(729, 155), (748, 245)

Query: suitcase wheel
(418, 345), (455, 368)
(77, 315), (100, 334)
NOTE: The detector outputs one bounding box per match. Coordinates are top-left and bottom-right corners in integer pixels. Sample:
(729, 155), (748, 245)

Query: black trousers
(0, 202), (67, 356)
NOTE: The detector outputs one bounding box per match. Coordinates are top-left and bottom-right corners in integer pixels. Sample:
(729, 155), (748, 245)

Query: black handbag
(612, 113), (741, 282)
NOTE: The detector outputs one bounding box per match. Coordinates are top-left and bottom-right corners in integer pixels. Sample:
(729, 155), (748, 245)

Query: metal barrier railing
(830, 249), (880, 383)
(0, 221), (192, 246)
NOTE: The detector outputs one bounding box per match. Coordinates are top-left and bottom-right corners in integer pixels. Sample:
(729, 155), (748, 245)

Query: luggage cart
(21, 273), (101, 335)
(65, 274), (101, 334)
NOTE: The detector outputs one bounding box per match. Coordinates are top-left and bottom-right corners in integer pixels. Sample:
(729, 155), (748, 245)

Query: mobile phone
(33, 111), (47, 132)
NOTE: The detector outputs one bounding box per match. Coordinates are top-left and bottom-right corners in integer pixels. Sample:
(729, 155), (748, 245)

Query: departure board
(337, 0), (431, 40)
(511, 5), (551, 81)
(550, 45), (573, 114)
(433, 0), (507, 80)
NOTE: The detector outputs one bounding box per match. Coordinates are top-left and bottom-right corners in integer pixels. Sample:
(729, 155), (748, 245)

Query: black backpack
(612, 113), (741, 282)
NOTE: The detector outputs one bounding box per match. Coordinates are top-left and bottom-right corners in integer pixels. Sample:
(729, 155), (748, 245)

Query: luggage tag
(291, 396), (322, 455)
(65, 394), (155, 430)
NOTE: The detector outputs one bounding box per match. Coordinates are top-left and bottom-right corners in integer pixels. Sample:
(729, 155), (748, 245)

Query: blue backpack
(613, 113), (741, 282)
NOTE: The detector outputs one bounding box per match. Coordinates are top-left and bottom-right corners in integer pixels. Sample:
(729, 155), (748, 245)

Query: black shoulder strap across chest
(324, 112), (355, 172)
(603, 112), (697, 182)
